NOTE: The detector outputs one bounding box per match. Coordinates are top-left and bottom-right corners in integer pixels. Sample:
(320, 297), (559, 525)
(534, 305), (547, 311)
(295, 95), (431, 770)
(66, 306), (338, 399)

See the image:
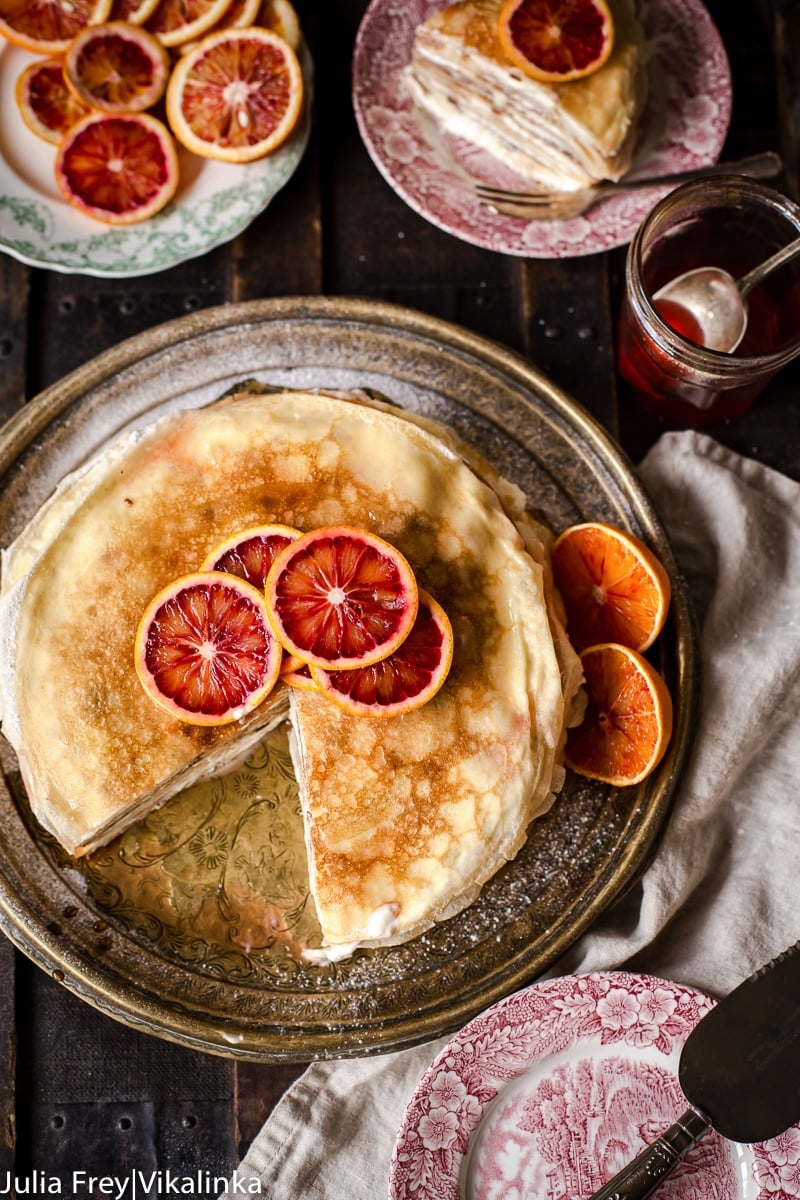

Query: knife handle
(587, 1107), (711, 1200)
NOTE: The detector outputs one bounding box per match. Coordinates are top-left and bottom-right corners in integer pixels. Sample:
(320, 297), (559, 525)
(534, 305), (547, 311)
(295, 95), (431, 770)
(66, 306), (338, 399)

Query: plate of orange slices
(0, 1), (312, 276)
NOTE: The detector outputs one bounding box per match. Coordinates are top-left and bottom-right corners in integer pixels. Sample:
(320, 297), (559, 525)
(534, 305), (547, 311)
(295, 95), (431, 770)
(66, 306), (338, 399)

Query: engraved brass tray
(0, 297), (697, 1061)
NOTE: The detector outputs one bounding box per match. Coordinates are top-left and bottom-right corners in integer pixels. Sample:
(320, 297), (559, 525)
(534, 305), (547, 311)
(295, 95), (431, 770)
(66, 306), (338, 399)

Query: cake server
(589, 940), (800, 1200)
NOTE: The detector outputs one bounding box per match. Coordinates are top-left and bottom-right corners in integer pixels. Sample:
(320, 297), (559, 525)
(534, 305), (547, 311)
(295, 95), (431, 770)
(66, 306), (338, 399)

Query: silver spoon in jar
(652, 234), (800, 352)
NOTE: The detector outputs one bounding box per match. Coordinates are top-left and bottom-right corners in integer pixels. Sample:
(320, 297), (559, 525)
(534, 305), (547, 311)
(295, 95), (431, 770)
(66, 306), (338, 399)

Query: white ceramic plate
(353, 0), (732, 258)
(0, 42), (312, 278)
(390, 971), (800, 1200)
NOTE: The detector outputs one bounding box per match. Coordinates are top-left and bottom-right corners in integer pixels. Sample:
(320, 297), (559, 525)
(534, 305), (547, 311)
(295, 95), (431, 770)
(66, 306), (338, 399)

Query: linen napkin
(235, 430), (800, 1200)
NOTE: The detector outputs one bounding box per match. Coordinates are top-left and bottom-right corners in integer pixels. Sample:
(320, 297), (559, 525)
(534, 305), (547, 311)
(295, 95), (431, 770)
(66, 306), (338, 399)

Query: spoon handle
(738, 237), (800, 297)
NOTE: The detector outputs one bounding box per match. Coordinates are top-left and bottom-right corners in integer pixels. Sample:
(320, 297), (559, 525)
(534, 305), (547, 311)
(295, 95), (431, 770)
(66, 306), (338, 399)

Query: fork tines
(474, 183), (555, 204)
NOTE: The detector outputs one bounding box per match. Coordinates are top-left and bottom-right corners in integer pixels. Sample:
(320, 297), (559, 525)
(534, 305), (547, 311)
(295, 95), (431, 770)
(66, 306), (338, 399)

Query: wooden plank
(0, 257), (30, 422)
(30, 253), (230, 394)
(231, 134), (323, 301)
(234, 1062), (307, 1160)
(0, 938), (15, 1175)
(770, 0), (800, 199)
(19, 962), (239, 1184)
(515, 255), (619, 435)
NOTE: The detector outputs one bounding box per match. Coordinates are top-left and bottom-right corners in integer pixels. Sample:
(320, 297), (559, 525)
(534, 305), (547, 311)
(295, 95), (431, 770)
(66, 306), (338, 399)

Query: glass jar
(616, 177), (800, 425)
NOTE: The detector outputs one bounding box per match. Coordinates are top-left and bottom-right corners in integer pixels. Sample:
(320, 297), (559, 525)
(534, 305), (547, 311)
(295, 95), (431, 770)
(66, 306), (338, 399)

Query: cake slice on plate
(405, 0), (647, 190)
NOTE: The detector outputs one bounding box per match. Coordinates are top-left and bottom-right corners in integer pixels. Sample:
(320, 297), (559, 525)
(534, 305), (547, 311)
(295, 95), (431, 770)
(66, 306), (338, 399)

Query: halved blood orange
(134, 571), (283, 725)
(551, 521), (671, 653)
(311, 590), (453, 719)
(15, 57), (90, 146)
(565, 643), (673, 786)
(165, 26), (303, 162)
(0, 0), (113, 54)
(200, 523), (301, 590)
(256, 0), (301, 51)
(55, 111), (179, 225)
(146, 0), (234, 46)
(111, 0), (161, 23)
(265, 525), (419, 671)
(497, 0), (614, 83)
(64, 21), (170, 114)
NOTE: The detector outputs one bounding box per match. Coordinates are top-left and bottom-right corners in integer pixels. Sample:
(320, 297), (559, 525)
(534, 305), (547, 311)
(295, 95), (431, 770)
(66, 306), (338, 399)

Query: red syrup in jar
(652, 297), (706, 345)
(617, 231), (800, 425)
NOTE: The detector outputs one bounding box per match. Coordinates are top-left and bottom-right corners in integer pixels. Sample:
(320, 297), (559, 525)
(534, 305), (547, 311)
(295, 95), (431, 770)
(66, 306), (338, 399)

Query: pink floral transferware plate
(353, 0), (732, 258)
(389, 972), (800, 1200)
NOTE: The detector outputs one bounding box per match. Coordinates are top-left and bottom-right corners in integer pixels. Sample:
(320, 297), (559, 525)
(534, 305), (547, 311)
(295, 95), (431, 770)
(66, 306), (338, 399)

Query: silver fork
(474, 151), (783, 220)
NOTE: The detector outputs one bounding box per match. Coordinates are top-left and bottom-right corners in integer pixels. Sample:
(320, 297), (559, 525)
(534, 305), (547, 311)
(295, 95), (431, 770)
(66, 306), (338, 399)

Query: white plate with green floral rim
(0, 42), (312, 278)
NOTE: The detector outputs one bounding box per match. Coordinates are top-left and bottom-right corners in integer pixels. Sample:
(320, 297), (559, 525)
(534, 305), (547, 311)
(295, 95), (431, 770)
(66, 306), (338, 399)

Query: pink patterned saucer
(389, 972), (800, 1200)
(353, 0), (732, 258)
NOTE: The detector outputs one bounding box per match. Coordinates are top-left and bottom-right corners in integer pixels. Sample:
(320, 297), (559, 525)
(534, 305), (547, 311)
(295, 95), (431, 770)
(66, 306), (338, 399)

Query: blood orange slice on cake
(497, 0), (614, 82)
(134, 571), (283, 726)
(312, 589), (453, 718)
(265, 525), (419, 670)
(201, 523), (301, 591)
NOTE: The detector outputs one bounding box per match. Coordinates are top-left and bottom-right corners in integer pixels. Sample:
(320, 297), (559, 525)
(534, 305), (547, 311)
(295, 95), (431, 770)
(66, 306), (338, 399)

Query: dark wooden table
(1, 0), (799, 1189)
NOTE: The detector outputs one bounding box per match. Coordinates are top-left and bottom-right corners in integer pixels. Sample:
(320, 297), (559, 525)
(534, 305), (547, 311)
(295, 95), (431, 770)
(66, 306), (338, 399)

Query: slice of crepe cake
(0, 389), (581, 954)
(405, 0), (647, 190)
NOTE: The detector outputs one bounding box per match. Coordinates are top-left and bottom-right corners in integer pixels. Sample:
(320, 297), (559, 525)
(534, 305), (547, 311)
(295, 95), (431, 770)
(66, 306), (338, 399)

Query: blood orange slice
(55, 111), (179, 225)
(15, 57), (90, 145)
(311, 590), (453, 719)
(165, 26), (303, 162)
(551, 521), (671, 653)
(497, 0), (614, 83)
(256, 0), (301, 51)
(135, 571), (283, 725)
(565, 643), (673, 785)
(265, 525), (419, 671)
(146, 0), (234, 46)
(176, 0), (260, 52)
(201, 523), (301, 590)
(111, 0), (161, 23)
(64, 21), (170, 114)
(280, 654), (317, 691)
(0, 0), (113, 54)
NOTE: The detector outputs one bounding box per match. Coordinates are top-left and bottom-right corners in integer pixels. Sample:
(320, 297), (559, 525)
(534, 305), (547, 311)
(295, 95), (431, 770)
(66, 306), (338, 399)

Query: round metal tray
(0, 297), (697, 1061)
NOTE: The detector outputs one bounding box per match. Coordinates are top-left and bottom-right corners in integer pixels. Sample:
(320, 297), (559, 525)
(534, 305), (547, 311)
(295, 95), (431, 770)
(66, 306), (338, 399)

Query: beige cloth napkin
(235, 430), (800, 1199)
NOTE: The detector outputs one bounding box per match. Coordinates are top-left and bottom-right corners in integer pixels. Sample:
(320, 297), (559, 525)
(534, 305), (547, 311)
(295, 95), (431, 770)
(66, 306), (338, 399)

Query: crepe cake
(405, 0), (647, 191)
(0, 389), (582, 955)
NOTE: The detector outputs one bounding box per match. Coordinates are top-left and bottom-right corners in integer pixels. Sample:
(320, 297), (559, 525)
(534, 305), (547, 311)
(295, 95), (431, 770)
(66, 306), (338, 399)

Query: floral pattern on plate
(353, 0), (732, 258)
(389, 972), (799, 1200)
(0, 42), (312, 277)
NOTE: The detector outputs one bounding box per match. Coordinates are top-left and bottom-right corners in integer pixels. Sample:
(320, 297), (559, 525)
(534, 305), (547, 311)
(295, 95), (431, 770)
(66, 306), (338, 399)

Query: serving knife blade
(588, 941), (800, 1200)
